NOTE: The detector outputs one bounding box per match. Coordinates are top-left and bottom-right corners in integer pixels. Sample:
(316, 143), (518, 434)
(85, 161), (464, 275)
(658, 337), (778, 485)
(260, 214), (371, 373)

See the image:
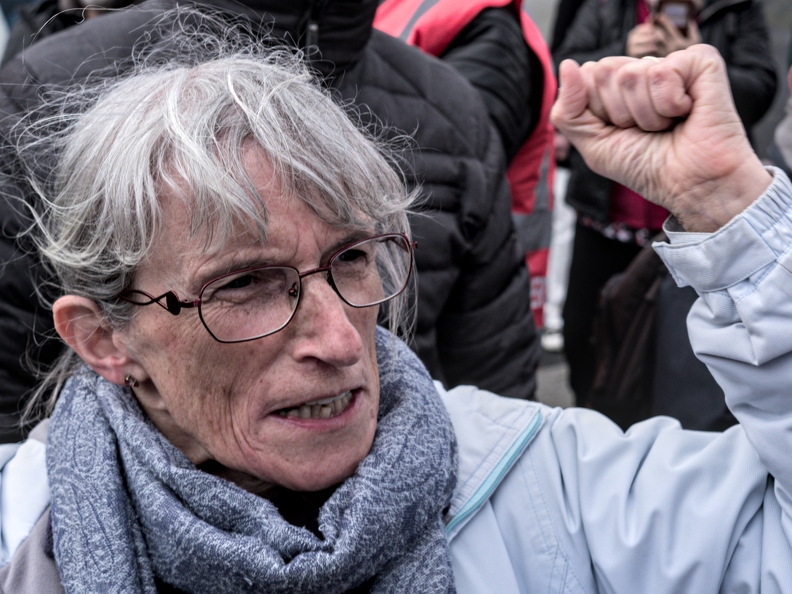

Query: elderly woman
(2, 44), (792, 593)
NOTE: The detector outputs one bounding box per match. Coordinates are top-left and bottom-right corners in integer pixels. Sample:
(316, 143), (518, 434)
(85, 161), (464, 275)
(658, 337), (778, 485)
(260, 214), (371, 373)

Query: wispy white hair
(19, 25), (417, 418)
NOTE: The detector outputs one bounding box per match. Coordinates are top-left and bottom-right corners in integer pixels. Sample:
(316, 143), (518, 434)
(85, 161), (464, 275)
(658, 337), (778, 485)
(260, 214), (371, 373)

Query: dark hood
(201, 0), (379, 76)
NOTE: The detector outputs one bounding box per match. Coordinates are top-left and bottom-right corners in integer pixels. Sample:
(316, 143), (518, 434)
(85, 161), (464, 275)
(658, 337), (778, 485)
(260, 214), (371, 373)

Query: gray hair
(21, 45), (417, 417)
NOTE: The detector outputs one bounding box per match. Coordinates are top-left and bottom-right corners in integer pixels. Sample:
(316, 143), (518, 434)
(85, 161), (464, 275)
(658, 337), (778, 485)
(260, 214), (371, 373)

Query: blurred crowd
(0, 0), (786, 443)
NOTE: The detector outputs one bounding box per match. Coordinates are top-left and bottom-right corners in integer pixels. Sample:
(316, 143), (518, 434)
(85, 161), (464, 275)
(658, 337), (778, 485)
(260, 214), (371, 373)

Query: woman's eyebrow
(190, 253), (276, 289)
(191, 230), (376, 286)
(323, 230), (376, 258)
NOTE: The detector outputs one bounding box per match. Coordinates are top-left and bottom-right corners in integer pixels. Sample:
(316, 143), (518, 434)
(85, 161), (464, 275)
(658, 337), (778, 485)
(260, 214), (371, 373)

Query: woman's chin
(241, 390), (377, 491)
(266, 455), (366, 492)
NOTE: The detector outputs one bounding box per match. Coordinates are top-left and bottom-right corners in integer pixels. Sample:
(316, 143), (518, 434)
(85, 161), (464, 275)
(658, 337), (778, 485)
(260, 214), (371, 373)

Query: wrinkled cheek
(165, 351), (238, 435)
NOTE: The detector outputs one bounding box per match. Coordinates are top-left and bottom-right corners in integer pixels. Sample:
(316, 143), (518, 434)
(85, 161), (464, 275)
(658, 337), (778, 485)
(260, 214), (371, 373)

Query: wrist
(672, 161), (773, 232)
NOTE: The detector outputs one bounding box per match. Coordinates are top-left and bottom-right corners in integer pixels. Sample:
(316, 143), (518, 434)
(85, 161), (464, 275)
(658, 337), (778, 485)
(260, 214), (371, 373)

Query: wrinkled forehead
(155, 142), (373, 260)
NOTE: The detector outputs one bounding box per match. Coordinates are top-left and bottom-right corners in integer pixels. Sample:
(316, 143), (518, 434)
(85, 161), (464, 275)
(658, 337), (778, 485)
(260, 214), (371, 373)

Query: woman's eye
(207, 269), (293, 303)
(219, 275), (254, 290)
(337, 249), (367, 263)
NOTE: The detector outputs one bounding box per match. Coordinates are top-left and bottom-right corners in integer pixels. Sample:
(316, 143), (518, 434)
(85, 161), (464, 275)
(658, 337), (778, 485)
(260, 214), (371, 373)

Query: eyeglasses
(119, 233), (415, 343)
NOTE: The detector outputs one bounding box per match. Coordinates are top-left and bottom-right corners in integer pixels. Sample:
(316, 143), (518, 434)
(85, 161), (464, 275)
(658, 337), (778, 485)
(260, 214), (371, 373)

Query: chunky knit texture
(47, 327), (457, 593)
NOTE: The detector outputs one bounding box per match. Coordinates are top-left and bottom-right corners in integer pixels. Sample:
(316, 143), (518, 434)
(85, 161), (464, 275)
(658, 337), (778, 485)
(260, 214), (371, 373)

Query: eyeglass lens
(198, 235), (411, 342)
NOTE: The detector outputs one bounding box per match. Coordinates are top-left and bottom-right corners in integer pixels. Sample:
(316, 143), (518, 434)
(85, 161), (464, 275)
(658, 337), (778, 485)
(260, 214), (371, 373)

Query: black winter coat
(554, 0), (778, 224)
(0, 0), (539, 440)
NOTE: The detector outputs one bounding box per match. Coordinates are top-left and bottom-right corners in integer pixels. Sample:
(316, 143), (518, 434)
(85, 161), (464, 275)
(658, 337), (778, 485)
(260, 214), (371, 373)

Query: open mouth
(276, 390), (354, 419)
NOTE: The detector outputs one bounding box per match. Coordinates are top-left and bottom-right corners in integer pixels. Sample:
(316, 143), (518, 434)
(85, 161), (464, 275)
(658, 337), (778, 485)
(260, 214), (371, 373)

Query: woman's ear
(52, 295), (133, 385)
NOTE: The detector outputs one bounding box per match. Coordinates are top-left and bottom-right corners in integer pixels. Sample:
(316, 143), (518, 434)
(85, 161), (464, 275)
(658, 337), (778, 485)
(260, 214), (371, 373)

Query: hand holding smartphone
(655, 0), (695, 36)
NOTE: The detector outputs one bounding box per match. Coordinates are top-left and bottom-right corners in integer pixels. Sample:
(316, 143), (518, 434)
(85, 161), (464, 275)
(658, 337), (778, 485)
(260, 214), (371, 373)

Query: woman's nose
(289, 275), (365, 367)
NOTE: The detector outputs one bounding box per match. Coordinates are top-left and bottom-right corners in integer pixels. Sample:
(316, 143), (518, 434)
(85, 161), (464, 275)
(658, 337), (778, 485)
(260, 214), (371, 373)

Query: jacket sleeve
(0, 63), (62, 443)
(655, 168), (792, 514)
(517, 169), (792, 593)
(550, 0), (590, 52)
(552, 0), (628, 68)
(0, 420), (49, 566)
(712, 2), (778, 131)
(427, 77), (539, 401)
(433, 137), (539, 400)
(440, 7), (538, 163)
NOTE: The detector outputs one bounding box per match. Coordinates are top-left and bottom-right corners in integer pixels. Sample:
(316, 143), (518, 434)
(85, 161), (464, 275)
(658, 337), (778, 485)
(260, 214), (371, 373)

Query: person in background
(540, 0), (591, 353)
(375, 0), (556, 328)
(550, 0), (587, 52)
(553, 0), (777, 408)
(768, 37), (792, 177)
(539, 159), (575, 353)
(2, 0), (138, 65)
(0, 0), (539, 443)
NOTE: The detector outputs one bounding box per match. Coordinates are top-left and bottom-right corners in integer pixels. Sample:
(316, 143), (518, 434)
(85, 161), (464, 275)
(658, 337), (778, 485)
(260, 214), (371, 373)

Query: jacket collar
(437, 384), (544, 540)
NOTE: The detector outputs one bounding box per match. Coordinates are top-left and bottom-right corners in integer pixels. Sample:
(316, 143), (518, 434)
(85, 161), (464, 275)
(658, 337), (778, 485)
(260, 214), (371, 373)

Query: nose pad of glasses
(288, 282), (299, 299)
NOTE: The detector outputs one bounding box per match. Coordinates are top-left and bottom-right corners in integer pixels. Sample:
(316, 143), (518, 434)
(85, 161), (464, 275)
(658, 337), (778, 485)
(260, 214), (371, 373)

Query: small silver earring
(124, 375), (139, 388)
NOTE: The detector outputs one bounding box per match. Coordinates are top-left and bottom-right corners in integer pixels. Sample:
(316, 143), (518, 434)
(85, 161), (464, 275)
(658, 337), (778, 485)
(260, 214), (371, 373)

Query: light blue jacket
(440, 168), (792, 593)
(3, 169), (792, 593)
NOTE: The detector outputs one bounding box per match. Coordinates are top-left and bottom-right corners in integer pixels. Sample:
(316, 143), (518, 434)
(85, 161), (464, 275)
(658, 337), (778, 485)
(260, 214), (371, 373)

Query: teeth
(307, 390), (352, 408)
(311, 395), (343, 406)
(278, 391), (353, 419)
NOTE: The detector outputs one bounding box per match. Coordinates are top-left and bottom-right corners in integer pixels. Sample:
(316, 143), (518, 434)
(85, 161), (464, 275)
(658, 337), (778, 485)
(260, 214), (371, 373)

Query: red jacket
(375, 0), (557, 326)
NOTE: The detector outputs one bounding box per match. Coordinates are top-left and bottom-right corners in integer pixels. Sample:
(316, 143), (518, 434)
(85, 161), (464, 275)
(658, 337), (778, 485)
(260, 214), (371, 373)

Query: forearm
(654, 169), (792, 498)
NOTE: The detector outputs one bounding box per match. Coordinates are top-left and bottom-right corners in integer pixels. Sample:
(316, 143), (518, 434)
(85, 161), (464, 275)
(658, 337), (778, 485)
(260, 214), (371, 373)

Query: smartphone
(656, 0), (695, 35)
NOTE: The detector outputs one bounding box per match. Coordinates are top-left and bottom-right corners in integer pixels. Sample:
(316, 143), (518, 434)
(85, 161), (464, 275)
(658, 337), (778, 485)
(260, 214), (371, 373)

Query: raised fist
(551, 45), (771, 232)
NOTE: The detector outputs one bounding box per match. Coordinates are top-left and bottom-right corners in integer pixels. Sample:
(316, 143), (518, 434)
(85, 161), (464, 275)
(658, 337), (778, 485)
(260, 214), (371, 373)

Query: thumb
(551, 60), (588, 128)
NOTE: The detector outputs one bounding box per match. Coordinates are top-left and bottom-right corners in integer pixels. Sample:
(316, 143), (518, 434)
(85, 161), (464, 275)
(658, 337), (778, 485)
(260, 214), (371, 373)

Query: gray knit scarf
(47, 327), (457, 593)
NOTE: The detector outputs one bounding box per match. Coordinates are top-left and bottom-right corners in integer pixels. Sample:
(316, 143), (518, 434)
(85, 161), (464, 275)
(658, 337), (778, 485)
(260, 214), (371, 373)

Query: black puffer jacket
(554, 0), (777, 223)
(0, 0), (539, 440)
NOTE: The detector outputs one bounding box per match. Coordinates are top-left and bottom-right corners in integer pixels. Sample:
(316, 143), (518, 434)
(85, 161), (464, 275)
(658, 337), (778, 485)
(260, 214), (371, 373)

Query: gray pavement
(537, 352), (574, 408)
